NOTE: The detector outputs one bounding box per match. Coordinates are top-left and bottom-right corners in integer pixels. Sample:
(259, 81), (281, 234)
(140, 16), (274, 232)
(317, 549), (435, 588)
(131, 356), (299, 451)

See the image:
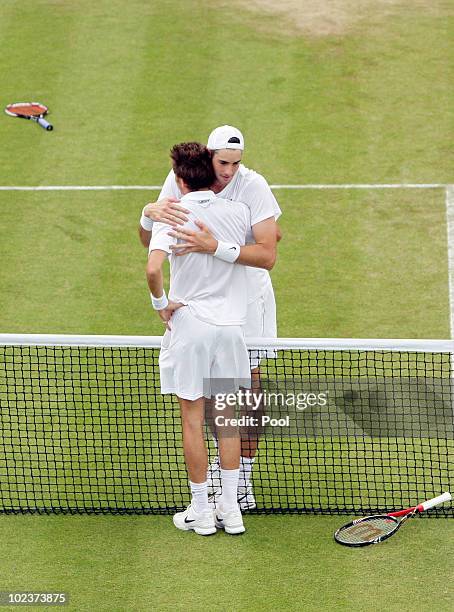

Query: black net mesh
(0, 341), (452, 515)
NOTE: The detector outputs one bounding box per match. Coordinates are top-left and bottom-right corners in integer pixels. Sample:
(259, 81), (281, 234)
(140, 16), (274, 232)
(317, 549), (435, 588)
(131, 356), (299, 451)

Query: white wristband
(140, 206), (154, 231)
(150, 290), (169, 310)
(214, 241), (241, 263)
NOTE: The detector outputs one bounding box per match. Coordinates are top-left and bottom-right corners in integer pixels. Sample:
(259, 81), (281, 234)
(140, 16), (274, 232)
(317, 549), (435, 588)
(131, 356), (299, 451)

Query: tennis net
(0, 334), (452, 516)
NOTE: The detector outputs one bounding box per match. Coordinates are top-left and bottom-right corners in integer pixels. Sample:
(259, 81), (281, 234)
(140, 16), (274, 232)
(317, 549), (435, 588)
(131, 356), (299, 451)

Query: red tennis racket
(5, 102), (53, 131)
(334, 491), (451, 547)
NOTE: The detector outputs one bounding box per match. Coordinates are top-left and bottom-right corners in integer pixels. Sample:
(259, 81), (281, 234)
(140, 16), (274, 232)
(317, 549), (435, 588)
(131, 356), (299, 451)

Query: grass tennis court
(0, 0), (453, 610)
(0, 188), (449, 338)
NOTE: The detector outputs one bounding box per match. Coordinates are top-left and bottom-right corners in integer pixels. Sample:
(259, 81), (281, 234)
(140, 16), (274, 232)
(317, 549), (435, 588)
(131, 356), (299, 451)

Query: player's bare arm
(139, 227), (153, 249)
(168, 217), (278, 270)
(146, 250), (183, 327)
(238, 217), (277, 269)
(139, 197), (190, 248)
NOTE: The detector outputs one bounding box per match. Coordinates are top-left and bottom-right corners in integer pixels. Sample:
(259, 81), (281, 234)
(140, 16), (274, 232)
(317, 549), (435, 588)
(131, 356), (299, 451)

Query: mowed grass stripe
(0, 514), (451, 611)
(0, 1), (80, 185)
(0, 188), (449, 337)
(0, 1), (173, 185)
(276, 188), (449, 338)
(342, 10), (453, 185)
(1, 2), (452, 186)
(0, 191), (152, 335)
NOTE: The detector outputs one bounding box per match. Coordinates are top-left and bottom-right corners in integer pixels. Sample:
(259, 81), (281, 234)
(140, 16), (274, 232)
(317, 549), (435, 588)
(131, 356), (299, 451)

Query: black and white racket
(334, 491), (451, 547)
(5, 102), (53, 131)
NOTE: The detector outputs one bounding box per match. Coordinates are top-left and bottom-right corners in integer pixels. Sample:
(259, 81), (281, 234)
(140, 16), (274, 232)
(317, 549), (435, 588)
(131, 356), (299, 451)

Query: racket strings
(336, 517), (397, 544)
(7, 103), (47, 116)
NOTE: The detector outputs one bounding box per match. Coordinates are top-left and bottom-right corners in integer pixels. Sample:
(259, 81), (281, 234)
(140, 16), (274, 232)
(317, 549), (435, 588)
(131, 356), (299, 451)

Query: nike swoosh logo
(216, 515), (223, 522)
(185, 517), (196, 524)
(229, 247), (237, 250)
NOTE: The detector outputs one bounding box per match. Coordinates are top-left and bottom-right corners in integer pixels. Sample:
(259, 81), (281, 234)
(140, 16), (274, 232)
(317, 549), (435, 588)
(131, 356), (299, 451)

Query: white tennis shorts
(159, 307), (251, 400)
(244, 282), (277, 369)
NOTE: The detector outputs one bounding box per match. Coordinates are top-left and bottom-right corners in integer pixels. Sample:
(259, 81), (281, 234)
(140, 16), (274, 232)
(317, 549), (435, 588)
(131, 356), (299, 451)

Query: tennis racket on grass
(334, 491), (451, 547)
(5, 102), (53, 131)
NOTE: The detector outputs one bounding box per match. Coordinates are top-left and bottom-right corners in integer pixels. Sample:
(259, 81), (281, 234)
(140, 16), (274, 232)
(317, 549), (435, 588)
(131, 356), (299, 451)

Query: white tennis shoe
(173, 505), (216, 536)
(214, 504), (246, 535)
(237, 484), (256, 511)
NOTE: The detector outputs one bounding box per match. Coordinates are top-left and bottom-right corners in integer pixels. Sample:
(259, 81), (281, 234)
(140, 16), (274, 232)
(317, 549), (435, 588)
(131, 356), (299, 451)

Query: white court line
(0, 185), (164, 191)
(0, 183), (448, 191)
(445, 185), (454, 338)
(270, 183), (447, 189)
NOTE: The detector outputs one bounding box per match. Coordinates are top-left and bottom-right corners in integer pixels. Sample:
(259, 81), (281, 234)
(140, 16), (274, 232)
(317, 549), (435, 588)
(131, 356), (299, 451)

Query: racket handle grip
(38, 117), (53, 131)
(420, 492), (451, 511)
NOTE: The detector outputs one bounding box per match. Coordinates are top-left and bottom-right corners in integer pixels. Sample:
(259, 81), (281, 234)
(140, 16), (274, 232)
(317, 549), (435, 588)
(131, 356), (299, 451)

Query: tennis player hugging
(145, 130), (278, 536)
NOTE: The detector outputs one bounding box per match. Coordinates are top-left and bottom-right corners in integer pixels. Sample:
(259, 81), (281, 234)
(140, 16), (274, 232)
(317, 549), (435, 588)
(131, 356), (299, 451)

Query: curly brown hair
(170, 142), (216, 191)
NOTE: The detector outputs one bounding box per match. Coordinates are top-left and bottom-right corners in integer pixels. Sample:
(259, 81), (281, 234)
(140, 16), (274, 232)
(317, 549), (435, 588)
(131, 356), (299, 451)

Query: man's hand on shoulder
(144, 197), (190, 225)
(168, 221), (218, 256)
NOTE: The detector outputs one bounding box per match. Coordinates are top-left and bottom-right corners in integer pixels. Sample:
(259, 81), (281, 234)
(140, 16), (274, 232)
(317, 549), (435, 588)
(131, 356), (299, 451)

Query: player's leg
(179, 397), (208, 484)
(173, 396), (216, 536)
(215, 431), (245, 535)
(205, 382), (258, 507)
(216, 396), (241, 510)
(162, 308), (216, 535)
(237, 284), (277, 508)
(207, 285), (277, 510)
(211, 325), (250, 534)
(236, 365), (263, 509)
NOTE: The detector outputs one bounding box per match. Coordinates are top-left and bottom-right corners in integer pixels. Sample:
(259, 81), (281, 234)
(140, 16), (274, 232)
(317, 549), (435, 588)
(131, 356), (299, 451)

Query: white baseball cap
(207, 125), (244, 151)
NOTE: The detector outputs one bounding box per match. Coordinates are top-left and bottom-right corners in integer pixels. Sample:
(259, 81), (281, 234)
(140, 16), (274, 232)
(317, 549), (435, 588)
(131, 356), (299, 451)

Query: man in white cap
(139, 125), (281, 511)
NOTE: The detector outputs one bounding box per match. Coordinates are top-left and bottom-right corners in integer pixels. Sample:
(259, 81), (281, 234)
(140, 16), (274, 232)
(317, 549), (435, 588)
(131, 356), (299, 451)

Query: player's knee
(180, 404), (204, 427)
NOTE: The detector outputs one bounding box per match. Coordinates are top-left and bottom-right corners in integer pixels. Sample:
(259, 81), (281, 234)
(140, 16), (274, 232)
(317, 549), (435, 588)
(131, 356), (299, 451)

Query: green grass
(0, 191), (151, 335)
(0, 0), (453, 610)
(0, 188), (449, 337)
(275, 188), (450, 338)
(0, 1), (452, 185)
(0, 515), (452, 612)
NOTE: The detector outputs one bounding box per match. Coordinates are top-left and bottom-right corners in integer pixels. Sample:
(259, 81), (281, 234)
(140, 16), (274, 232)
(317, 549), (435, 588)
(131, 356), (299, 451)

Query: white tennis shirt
(149, 190), (251, 326)
(144, 164), (281, 304)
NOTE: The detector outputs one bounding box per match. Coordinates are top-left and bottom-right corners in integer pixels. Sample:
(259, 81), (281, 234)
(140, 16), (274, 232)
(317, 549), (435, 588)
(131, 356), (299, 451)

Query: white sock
(239, 456), (255, 487)
(220, 469), (240, 511)
(190, 480), (209, 513)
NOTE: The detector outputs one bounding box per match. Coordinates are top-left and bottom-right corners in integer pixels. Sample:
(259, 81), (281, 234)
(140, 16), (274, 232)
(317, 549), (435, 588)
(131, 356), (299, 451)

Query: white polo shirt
(142, 164), (281, 304)
(149, 191), (251, 326)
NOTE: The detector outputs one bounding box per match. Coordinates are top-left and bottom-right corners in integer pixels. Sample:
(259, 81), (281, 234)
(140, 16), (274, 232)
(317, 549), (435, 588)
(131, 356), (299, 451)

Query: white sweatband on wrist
(140, 206), (155, 231)
(150, 290), (169, 310)
(214, 241), (241, 263)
